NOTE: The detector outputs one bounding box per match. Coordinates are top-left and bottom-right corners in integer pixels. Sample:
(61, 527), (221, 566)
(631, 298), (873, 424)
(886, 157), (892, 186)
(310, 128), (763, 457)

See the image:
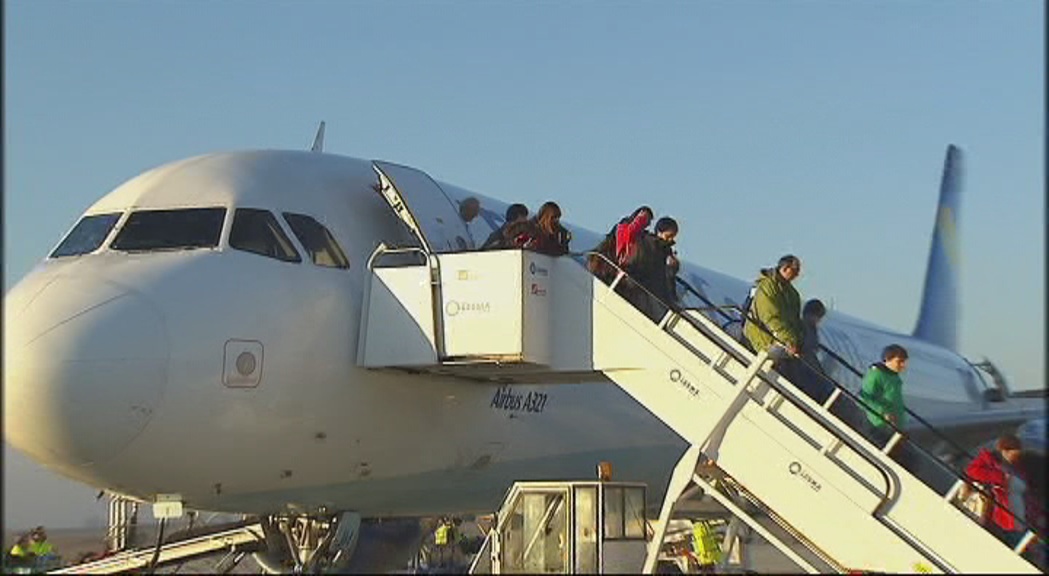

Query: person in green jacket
(743, 255), (804, 381)
(860, 344), (914, 469)
(861, 345), (908, 430)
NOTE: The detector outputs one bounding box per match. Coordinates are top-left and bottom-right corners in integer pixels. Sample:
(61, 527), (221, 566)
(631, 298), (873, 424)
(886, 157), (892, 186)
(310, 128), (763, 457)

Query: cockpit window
(50, 213), (122, 258)
(111, 208), (226, 252)
(229, 209), (301, 263)
(282, 213), (350, 269)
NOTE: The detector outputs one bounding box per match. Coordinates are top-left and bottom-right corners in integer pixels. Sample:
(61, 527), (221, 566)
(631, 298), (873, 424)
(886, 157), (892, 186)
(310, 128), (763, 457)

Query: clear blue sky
(4, 1), (1044, 529)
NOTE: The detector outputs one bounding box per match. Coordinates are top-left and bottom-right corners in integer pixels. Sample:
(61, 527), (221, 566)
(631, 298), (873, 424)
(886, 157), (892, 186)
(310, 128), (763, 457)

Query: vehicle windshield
(111, 208), (226, 252)
(50, 213), (122, 258)
(282, 212), (349, 268)
(229, 208), (301, 263)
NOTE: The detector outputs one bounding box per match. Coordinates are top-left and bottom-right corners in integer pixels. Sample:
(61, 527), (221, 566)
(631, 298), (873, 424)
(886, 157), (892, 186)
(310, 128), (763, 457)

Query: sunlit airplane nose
(4, 274), (168, 467)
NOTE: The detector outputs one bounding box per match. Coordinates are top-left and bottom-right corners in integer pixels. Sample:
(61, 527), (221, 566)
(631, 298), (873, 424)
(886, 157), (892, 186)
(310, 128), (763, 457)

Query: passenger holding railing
(588, 206), (652, 284)
(614, 206), (653, 269)
(612, 206), (658, 321)
(965, 433), (1030, 549)
(631, 217), (681, 322)
(742, 255), (805, 384)
(859, 345), (916, 471)
(796, 299), (834, 404)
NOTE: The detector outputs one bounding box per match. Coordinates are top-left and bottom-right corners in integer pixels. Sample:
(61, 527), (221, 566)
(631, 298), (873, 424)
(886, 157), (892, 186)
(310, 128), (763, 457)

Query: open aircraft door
(373, 161), (473, 253)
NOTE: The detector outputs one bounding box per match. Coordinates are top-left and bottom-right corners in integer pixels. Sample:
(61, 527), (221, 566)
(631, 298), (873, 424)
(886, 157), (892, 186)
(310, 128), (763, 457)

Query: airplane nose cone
(4, 275), (168, 467)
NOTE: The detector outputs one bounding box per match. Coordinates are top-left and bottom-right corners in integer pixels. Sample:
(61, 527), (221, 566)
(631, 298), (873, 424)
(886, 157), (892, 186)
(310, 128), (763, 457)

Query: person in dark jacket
(481, 203), (529, 250)
(966, 433), (1030, 548)
(632, 217), (680, 322)
(796, 299), (834, 404)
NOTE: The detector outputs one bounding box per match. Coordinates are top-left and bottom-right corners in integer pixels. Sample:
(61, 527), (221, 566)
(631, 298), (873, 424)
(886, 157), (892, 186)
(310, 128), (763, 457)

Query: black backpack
(729, 281), (759, 351)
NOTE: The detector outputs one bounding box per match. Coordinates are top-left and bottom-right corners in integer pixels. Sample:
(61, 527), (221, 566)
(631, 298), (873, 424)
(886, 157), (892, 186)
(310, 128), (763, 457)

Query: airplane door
(372, 161), (473, 253)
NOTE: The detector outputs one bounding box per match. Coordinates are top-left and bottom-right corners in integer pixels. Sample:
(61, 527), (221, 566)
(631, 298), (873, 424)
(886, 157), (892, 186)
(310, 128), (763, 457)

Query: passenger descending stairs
(359, 249), (1041, 573)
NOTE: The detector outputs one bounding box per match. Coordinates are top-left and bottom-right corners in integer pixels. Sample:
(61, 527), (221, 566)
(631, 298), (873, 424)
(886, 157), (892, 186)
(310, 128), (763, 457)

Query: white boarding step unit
(360, 161), (1041, 573)
(358, 250), (554, 369)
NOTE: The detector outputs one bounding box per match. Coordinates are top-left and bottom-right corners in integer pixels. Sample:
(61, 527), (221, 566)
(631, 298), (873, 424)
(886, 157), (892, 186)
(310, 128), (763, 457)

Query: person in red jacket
(615, 206), (653, 268)
(966, 433), (1028, 548)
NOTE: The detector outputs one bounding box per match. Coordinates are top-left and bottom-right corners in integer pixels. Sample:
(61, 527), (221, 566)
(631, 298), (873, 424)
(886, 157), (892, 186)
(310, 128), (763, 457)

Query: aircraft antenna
(310, 121), (326, 153)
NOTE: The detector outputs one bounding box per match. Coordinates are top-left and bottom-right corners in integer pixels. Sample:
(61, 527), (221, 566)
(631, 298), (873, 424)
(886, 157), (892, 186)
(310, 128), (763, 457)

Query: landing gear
(105, 493), (140, 552)
(255, 512), (361, 574)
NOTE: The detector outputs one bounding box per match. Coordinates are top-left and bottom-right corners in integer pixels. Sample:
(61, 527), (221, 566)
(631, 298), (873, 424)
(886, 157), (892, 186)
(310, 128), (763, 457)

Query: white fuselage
(3, 150), (1041, 518)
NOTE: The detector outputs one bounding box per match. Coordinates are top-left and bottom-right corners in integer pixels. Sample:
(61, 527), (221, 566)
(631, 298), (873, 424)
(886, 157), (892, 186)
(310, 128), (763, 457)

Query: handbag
(958, 482), (991, 525)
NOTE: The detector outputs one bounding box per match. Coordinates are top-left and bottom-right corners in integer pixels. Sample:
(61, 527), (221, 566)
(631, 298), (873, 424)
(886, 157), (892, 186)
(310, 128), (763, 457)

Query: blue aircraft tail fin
(913, 145), (963, 350)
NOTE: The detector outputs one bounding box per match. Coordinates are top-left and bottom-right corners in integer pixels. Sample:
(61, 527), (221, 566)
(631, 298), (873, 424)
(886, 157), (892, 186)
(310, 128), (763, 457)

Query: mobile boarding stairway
(49, 519), (264, 574)
(360, 162), (1042, 573)
(358, 245), (1043, 574)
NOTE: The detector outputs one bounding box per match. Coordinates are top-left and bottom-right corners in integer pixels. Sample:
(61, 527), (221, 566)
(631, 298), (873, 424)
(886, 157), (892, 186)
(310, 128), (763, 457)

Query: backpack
(588, 229), (618, 282)
(733, 282), (759, 349)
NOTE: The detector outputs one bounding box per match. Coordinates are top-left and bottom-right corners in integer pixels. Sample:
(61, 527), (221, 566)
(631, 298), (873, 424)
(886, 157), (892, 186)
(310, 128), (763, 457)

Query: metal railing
(367, 241), (1045, 555)
(582, 248), (1045, 552)
(669, 275), (1047, 551)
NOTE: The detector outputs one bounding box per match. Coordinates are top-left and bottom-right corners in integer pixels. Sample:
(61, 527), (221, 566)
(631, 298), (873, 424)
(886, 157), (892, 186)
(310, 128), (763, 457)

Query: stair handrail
(569, 251), (901, 505)
(672, 276), (1047, 547)
(366, 243), (429, 270)
(578, 250), (1045, 549)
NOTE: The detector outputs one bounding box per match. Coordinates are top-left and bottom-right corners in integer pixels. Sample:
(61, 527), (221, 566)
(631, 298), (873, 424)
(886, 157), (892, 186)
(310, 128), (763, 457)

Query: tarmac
(3, 513), (815, 574)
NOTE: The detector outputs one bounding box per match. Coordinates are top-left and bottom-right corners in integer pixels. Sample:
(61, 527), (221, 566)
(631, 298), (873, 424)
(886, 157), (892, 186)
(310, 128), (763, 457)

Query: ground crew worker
(28, 527), (54, 558)
(7, 533), (34, 570)
(9, 534), (31, 557)
(433, 517), (453, 567)
(691, 519), (723, 573)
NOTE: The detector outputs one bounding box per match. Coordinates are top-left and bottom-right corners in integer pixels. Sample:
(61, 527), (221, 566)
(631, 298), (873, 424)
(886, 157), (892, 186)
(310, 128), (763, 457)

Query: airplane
(4, 129), (1044, 568)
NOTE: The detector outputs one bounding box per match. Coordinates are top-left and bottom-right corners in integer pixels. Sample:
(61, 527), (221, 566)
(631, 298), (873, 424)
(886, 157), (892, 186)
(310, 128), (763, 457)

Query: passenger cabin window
(229, 209), (301, 262)
(50, 212), (122, 258)
(282, 213), (349, 269)
(111, 208), (226, 252)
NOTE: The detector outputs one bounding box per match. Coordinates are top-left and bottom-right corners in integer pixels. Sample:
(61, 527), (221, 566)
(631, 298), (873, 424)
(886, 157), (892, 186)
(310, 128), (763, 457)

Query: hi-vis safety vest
(692, 520), (723, 565)
(435, 524), (451, 546)
(29, 541), (53, 556)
